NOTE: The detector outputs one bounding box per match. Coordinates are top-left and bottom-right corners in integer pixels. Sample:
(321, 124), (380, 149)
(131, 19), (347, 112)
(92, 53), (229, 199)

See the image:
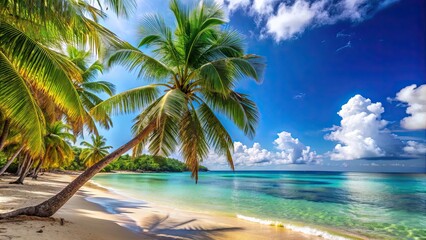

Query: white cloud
(325, 94), (403, 160)
(226, 0), (251, 11)
(293, 93), (306, 100)
(252, 0), (278, 15)
(394, 84), (426, 130)
(340, 0), (368, 20)
(265, 0), (325, 41)
(403, 141), (426, 156)
(205, 131), (320, 167)
(219, 0), (399, 42)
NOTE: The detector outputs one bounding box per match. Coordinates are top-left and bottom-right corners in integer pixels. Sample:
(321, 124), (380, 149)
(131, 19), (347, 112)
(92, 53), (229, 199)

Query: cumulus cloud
(325, 94), (403, 160)
(403, 141), (426, 156)
(394, 84), (426, 130)
(265, 0), (326, 41)
(252, 0), (278, 15)
(219, 0), (399, 42)
(273, 131), (319, 163)
(226, 0), (251, 11)
(205, 131), (320, 167)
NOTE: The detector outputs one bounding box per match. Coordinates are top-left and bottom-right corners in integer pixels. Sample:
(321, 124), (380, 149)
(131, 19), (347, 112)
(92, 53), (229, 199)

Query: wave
(236, 214), (349, 240)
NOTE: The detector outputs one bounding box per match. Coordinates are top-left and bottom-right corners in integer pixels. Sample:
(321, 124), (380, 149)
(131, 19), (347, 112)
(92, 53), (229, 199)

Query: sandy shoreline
(0, 173), (362, 240)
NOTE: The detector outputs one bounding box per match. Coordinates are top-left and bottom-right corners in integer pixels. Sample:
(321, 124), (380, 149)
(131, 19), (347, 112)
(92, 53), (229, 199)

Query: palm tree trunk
(15, 154), (27, 176)
(0, 121), (155, 219)
(0, 119), (10, 151)
(32, 147), (50, 180)
(10, 155), (33, 184)
(0, 145), (24, 176)
(31, 159), (44, 180)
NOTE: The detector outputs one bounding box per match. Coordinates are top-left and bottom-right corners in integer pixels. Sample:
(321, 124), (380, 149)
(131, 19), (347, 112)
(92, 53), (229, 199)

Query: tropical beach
(2, 171), (425, 239)
(1, 0), (425, 239)
(0, 173), (340, 240)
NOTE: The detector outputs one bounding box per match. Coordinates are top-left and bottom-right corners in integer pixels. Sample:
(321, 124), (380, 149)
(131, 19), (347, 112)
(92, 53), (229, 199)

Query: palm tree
(0, 0), (264, 218)
(67, 46), (116, 135)
(0, 0), (132, 157)
(80, 135), (112, 167)
(31, 121), (76, 179)
(9, 121), (75, 183)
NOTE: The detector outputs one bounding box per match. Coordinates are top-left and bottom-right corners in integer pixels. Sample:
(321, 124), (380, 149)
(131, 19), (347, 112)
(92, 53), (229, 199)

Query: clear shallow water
(92, 171), (426, 239)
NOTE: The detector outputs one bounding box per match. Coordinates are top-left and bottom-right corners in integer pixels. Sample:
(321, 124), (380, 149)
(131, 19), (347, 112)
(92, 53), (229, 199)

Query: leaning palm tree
(80, 135), (112, 167)
(0, 0), (264, 218)
(0, 0), (132, 157)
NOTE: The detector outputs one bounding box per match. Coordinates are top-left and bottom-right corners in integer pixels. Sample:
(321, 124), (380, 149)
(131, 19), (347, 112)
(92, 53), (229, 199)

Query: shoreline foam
(236, 214), (350, 240)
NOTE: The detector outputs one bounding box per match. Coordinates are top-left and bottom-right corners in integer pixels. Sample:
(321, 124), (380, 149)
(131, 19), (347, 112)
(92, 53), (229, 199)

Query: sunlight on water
(93, 171), (426, 239)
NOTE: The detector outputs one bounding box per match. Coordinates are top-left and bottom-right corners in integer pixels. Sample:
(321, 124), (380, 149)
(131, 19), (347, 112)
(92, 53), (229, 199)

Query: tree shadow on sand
(141, 214), (243, 240)
(85, 196), (243, 239)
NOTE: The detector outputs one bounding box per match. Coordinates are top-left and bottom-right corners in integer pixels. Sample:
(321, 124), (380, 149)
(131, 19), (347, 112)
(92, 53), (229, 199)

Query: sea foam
(236, 214), (349, 240)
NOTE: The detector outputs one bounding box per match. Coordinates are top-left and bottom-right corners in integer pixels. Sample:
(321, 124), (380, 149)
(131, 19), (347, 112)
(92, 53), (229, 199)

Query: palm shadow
(141, 214), (243, 240)
(85, 196), (243, 239)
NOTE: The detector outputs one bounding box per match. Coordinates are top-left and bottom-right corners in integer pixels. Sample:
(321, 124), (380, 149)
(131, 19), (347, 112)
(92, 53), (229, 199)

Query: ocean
(92, 171), (426, 239)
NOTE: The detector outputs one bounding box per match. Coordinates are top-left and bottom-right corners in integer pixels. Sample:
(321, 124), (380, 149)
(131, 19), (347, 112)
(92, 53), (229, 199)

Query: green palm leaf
(108, 43), (174, 81)
(179, 107), (209, 182)
(203, 91), (259, 138)
(148, 89), (186, 156)
(0, 21), (85, 122)
(0, 51), (45, 156)
(91, 85), (160, 117)
(197, 103), (234, 169)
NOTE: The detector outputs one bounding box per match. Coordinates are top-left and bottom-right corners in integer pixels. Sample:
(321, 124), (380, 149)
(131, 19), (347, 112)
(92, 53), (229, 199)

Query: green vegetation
(64, 153), (208, 173)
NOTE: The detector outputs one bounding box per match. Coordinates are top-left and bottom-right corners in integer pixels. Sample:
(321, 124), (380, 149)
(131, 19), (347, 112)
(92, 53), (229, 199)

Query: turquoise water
(92, 171), (426, 239)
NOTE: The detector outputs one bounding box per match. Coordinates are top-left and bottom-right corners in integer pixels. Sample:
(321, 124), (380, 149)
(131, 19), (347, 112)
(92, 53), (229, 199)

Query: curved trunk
(0, 121), (155, 219)
(16, 156), (26, 176)
(0, 145), (23, 176)
(31, 159), (44, 180)
(0, 119), (10, 151)
(32, 147), (50, 179)
(11, 155), (33, 184)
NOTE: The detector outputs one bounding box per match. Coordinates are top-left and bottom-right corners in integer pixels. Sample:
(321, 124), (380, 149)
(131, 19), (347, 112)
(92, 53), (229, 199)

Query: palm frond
(203, 91), (258, 138)
(0, 21), (85, 123)
(82, 81), (116, 96)
(0, 51), (45, 156)
(179, 107), (209, 182)
(148, 89), (186, 156)
(108, 43), (173, 81)
(99, 0), (136, 18)
(91, 85), (160, 118)
(197, 103), (234, 169)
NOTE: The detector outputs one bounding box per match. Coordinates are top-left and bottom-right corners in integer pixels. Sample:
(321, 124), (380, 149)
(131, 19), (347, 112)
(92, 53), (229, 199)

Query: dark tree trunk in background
(32, 159), (44, 180)
(11, 155), (33, 184)
(0, 121), (155, 218)
(15, 154), (27, 176)
(0, 119), (10, 151)
(0, 145), (23, 176)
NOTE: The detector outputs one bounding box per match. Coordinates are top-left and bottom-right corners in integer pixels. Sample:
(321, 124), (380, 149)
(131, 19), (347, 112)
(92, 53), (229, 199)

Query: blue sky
(93, 0), (425, 172)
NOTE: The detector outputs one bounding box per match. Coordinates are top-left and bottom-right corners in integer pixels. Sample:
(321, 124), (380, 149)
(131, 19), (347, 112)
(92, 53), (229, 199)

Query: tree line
(1, 149), (207, 175)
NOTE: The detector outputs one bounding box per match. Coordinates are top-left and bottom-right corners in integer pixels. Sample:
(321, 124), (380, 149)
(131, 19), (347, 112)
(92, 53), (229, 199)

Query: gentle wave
(236, 214), (349, 240)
